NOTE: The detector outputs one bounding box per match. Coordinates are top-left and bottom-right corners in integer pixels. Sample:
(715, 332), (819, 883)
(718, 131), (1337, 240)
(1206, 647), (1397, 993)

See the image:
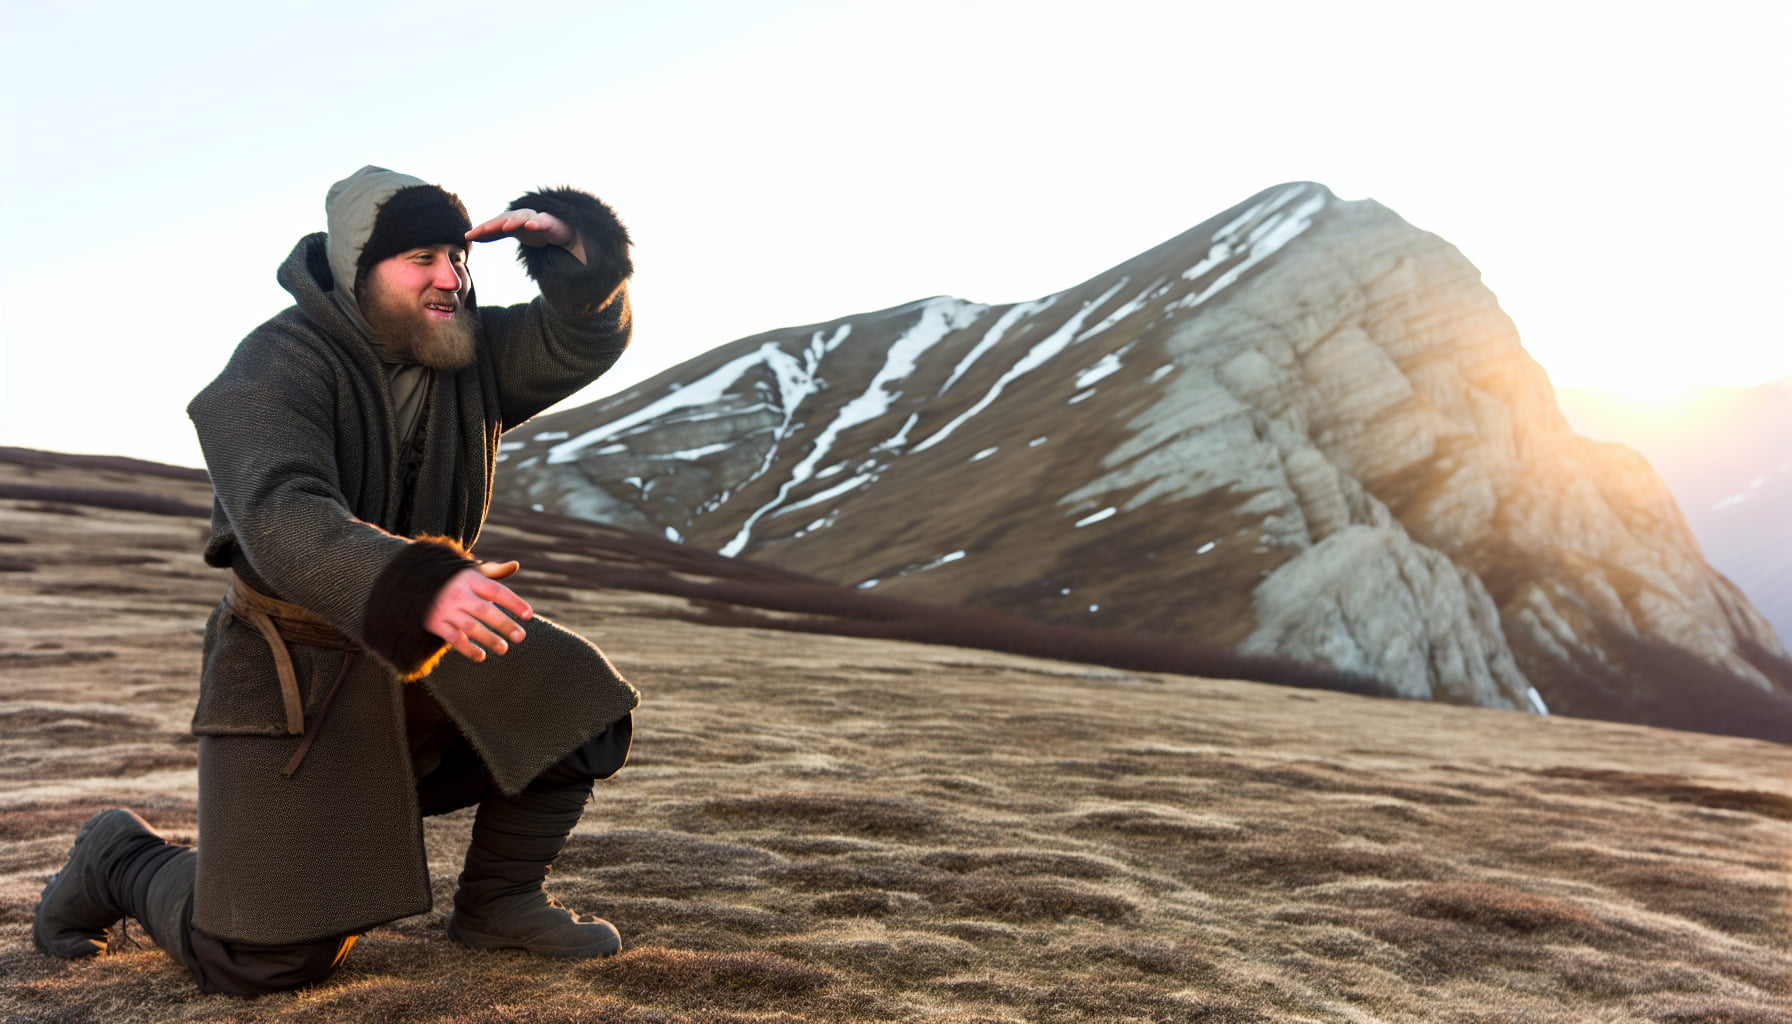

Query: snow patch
(1074, 277), (1159, 341)
(1074, 507), (1117, 528)
(774, 472), (875, 518)
(1168, 185), (1327, 314)
(913, 281), (1127, 454)
(866, 549), (969, 588)
(721, 300), (979, 557)
(532, 431), (570, 442)
(1076, 352), (1124, 389)
(921, 550), (967, 571)
(1196, 540), (1218, 555)
(878, 412), (921, 452)
(940, 298), (1052, 394)
(652, 442), (733, 460)
(547, 348), (769, 464)
(1029, 436), (1049, 447)
(1526, 687), (1550, 716)
(970, 446), (999, 462)
(664, 525), (683, 542)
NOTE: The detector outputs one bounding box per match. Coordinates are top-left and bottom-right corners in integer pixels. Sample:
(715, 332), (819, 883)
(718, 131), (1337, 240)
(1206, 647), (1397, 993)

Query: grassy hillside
(1, 452), (1788, 1023)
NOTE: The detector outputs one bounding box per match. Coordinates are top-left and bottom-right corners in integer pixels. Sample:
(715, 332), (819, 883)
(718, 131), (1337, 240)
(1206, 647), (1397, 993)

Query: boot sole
(445, 913), (621, 959)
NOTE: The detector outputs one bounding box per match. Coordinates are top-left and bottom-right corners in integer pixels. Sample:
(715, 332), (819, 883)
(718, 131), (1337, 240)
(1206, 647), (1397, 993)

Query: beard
(359, 282), (478, 371)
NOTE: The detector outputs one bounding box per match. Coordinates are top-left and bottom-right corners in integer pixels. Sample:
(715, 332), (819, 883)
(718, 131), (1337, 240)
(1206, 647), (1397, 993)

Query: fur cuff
(510, 187), (632, 317)
(363, 535), (476, 681)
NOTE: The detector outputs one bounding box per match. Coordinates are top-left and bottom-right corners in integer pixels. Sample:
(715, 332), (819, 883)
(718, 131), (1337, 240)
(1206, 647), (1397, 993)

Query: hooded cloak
(185, 179), (639, 946)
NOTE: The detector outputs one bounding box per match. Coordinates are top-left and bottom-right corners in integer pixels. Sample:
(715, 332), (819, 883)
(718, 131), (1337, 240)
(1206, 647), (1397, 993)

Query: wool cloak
(186, 188), (639, 946)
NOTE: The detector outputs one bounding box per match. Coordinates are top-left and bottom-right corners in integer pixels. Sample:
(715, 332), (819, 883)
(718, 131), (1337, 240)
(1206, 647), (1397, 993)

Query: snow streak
(1074, 278), (1157, 342)
(1075, 352), (1124, 389)
(720, 299), (980, 557)
(1074, 507), (1117, 528)
(940, 298), (1052, 394)
(1168, 185), (1328, 314)
(546, 350), (766, 465)
(912, 281), (1128, 455)
(545, 322), (856, 468)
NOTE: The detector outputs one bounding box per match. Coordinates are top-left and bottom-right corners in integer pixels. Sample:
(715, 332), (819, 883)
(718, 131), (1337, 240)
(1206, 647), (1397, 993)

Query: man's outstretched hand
(425, 560), (533, 663)
(466, 209), (586, 264)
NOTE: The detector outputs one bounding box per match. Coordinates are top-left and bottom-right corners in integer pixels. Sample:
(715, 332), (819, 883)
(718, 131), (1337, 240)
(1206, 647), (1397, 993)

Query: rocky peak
(497, 183), (1792, 738)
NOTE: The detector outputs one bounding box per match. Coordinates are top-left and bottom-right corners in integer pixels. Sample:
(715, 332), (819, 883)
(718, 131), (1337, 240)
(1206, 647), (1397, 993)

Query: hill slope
(2, 452), (1789, 1023)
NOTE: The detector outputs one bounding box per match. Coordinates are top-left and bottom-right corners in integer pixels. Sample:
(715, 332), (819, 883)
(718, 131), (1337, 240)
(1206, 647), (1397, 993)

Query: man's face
(358, 244), (476, 370)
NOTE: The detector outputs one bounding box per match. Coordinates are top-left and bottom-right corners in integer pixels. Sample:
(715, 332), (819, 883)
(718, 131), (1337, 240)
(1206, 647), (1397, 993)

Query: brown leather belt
(222, 572), (361, 776)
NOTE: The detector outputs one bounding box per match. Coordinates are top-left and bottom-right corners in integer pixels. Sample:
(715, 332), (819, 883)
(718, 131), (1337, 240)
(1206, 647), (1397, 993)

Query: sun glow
(1601, 376), (1704, 408)
(1552, 382), (1765, 450)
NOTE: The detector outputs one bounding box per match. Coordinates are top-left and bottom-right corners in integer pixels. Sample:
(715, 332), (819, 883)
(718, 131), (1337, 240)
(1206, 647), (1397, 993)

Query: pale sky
(2, 0), (1786, 469)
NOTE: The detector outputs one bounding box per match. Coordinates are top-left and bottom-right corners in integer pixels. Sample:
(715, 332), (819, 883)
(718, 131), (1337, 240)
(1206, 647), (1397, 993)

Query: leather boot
(134, 844), (200, 974)
(444, 775), (620, 958)
(34, 809), (182, 959)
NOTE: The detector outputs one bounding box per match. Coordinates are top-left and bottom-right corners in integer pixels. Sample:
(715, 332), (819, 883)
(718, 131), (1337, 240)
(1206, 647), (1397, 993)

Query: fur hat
(325, 166), (471, 295)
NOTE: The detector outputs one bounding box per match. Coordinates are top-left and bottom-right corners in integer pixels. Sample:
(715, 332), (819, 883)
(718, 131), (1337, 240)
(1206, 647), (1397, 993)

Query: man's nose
(432, 262), (465, 293)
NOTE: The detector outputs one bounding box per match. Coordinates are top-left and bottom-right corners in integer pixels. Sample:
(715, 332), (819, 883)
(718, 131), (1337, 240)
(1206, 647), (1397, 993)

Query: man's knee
(537, 713), (633, 788)
(185, 928), (356, 998)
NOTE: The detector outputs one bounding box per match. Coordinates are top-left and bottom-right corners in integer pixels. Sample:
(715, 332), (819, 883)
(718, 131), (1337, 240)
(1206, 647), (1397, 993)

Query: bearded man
(32, 166), (641, 996)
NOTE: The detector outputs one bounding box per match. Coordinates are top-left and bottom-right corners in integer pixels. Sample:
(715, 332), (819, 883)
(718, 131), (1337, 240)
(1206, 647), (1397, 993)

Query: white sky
(2, 0), (1786, 469)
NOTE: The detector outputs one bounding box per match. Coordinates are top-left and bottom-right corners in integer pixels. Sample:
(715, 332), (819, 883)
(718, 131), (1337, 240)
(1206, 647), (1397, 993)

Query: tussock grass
(1539, 766), (1792, 820)
(3, 453), (1791, 1022)
(590, 948), (837, 1007)
(697, 795), (944, 838)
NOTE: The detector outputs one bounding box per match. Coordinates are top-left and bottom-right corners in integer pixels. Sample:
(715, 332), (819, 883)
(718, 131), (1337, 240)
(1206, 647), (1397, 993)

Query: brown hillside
(1, 451), (1789, 1023)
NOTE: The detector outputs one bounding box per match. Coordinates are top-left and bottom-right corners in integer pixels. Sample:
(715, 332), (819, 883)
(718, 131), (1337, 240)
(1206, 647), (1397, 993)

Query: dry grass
(1, 451), (1790, 1022)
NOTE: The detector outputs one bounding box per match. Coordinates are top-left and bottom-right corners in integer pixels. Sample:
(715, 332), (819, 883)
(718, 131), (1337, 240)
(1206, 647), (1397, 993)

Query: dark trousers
(180, 691), (631, 996)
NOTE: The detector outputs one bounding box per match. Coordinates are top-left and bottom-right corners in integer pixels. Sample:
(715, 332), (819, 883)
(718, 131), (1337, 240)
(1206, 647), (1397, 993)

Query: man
(32, 166), (641, 996)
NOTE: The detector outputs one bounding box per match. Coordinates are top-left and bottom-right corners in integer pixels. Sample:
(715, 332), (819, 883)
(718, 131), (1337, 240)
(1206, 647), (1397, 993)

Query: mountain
(1556, 380), (1792, 647)
(497, 183), (1792, 739)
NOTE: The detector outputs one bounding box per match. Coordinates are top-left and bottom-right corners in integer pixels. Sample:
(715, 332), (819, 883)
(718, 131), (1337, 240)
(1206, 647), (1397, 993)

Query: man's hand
(466, 209), (586, 264)
(425, 560), (533, 663)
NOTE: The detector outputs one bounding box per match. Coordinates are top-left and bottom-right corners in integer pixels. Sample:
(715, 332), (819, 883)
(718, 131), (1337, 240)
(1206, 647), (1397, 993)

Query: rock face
(1557, 381), (1792, 651)
(498, 183), (1792, 735)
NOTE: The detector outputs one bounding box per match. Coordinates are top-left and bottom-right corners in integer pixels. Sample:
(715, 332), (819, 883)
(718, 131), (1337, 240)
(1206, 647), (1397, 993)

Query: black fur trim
(356, 185), (473, 291)
(509, 187), (633, 317)
(362, 535), (476, 681)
